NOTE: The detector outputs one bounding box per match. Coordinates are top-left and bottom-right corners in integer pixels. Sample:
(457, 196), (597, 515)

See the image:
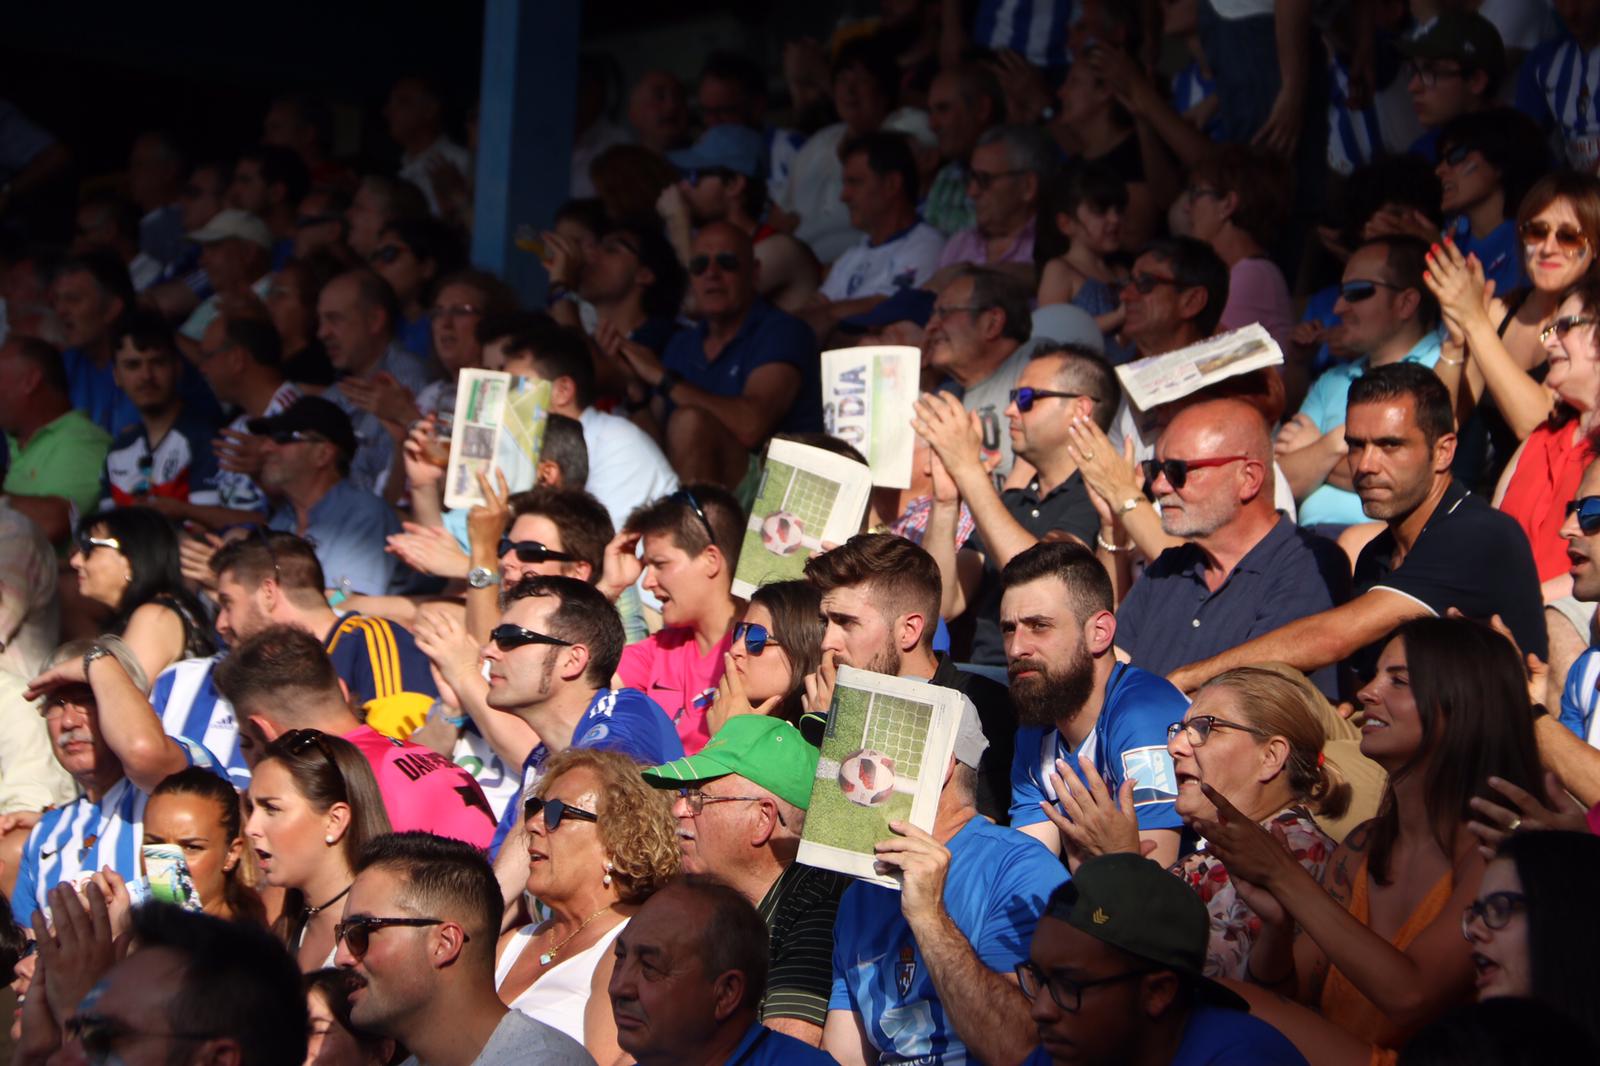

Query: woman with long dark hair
(69, 506), (214, 683)
(707, 580), (824, 733)
(146, 766), (267, 926)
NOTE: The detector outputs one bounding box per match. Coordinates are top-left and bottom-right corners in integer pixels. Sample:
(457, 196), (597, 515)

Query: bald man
(1113, 399), (1350, 698)
(623, 221), (823, 487)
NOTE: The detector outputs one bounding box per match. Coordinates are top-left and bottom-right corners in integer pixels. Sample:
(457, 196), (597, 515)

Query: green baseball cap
(1398, 12), (1505, 80)
(1044, 854), (1248, 1010)
(643, 716), (820, 810)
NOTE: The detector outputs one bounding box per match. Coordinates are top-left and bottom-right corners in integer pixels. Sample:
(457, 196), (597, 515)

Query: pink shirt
(342, 725), (497, 848)
(1219, 257), (1294, 352)
(615, 627), (734, 754)
(935, 216), (1037, 270)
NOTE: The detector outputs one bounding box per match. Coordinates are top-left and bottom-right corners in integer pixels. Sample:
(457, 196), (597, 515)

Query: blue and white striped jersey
(1327, 57), (1386, 176)
(974, 0), (1075, 70)
(1560, 645), (1600, 746)
(1517, 35), (1600, 172)
(149, 657), (250, 789)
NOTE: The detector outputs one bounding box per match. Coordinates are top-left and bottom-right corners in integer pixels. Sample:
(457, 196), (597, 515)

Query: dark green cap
(1398, 12), (1505, 80)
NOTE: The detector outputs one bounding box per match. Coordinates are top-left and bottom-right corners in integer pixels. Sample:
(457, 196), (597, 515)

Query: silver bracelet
(1096, 532), (1133, 553)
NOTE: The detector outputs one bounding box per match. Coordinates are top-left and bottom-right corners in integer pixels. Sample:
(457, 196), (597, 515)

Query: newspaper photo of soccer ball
(838, 749), (897, 807)
(760, 511), (806, 555)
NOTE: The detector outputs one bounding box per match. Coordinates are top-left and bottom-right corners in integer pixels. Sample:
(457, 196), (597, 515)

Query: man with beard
(801, 533), (1015, 820)
(1000, 541), (1189, 865)
(336, 832), (592, 1066)
(1115, 399), (1348, 699)
(1168, 363), (1545, 693)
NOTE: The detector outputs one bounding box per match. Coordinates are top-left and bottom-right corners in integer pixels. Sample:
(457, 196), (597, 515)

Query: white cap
(188, 208), (272, 250)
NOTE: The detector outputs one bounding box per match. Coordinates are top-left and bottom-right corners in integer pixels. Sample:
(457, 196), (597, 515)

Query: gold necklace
(538, 903), (615, 966)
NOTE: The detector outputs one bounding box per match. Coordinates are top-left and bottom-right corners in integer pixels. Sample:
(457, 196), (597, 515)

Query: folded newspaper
(731, 439), (872, 600)
(1114, 322), (1283, 413)
(798, 666), (964, 888)
(443, 368), (553, 510)
(820, 345), (921, 489)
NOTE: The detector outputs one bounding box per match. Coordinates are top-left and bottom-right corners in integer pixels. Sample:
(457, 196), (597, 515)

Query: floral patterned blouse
(1172, 805), (1335, 979)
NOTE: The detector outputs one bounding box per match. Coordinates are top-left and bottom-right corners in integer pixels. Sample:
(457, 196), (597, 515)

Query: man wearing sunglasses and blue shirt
(1558, 463), (1600, 746)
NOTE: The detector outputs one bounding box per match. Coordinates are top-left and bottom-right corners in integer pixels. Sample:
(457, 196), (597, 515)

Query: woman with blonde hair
(495, 747), (679, 1064)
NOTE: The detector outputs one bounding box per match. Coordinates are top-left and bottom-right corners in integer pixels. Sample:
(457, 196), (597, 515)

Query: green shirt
(5, 410), (112, 526)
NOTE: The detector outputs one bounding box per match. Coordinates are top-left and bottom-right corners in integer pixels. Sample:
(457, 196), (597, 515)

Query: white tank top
(494, 917), (629, 1046)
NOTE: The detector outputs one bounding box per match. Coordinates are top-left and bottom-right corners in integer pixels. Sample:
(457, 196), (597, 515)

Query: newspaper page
(797, 666), (963, 888)
(732, 439), (873, 600)
(443, 369), (553, 510)
(821, 345), (921, 489)
(1114, 323), (1283, 414)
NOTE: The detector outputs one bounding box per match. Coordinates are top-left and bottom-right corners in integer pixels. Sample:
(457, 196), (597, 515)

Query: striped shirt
(973, 0), (1075, 70)
(324, 613), (440, 736)
(215, 382), (301, 514)
(11, 735), (223, 926)
(1326, 56), (1385, 177)
(1560, 645), (1600, 746)
(757, 860), (850, 1027)
(149, 657), (251, 789)
(1518, 35), (1600, 172)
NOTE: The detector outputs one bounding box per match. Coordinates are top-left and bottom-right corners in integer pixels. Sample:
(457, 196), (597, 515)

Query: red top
(1499, 419), (1593, 582)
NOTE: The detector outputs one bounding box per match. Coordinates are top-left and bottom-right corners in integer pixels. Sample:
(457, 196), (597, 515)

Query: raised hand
(1040, 754), (1146, 872)
(386, 522), (471, 578)
(1466, 772), (1590, 859)
(598, 530), (644, 602)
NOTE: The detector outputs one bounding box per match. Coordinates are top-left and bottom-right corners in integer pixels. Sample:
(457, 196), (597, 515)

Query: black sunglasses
(523, 796), (600, 830)
(733, 621), (780, 655)
(1009, 387), (1095, 413)
(489, 623), (574, 652)
(1127, 273), (1178, 295)
(498, 539), (579, 564)
(1567, 495), (1600, 535)
(334, 915), (451, 960)
(673, 488), (718, 548)
(1339, 279), (1404, 304)
(687, 252), (740, 276)
(64, 1013), (216, 1066)
(1140, 455), (1250, 491)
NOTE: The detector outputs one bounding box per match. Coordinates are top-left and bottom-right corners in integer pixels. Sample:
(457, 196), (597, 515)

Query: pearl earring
(325, 835), (335, 845)
(602, 861), (614, 887)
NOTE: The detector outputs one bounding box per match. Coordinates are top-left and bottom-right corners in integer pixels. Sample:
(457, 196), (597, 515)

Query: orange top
(1318, 858), (1456, 1050)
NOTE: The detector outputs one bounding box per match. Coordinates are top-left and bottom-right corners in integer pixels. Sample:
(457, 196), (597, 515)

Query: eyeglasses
(688, 252), (740, 276)
(673, 488), (718, 548)
(1140, 455), (1250, 491)
(63, 1013), (217, 1066)
(1461, 890), (1528, 941)
(1520, 220), (1589, 256)
(523, 796), (599, 830)
(430, 303), (482, 320)
(369, 245), (407, 265)
(77, 535), (122, 557)
(675, 787), (788, 826)
(498, 539), (579, 564)
(1127, 273), (1178, 295)
(733, 621), (781, 655)
(265, 429), (326, 446)
(334, 915), (451, 960)
(1407, 60), (1466, 88)
(489, 623), (574, 652)
(967, 168), (1025, 192)
(1566, 495), (1600, 535)
(1541, 315), (1597, 345)
(1009, 387), (1095, 413)
(1339, 279), (1405, 304)
(1165, 715), (1272, 746)
(1014, 960), (1151, 1012)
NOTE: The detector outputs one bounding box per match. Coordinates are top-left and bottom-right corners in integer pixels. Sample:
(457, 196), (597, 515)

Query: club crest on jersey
(896, 945), (917, 998)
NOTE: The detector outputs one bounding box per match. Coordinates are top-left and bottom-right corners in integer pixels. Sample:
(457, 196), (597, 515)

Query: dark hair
(210, 531), (328, 609)
(839, 130), (920, 208)
(833, 35), (900, 109)
(804, 534), (942, 650)
(603, 219), (688, 320)
(1399, 998), (1600, 1065)
(1347, 361), (1456, 448)
(746, 580), (825, 724)
(503, 323), (596, 408)
(476, 309), (553, 348)
(541, 412), (589, 490)
(336, 268), (405, 339)
(432, 268), (520, 322)
(131, 903), (308, 1066)
(112, 308), (177, 359)
(1435, 108), (1552, 223)
(1366, 618), (1542, 885)
(777, 432), (869, 468)
(954, 265), (1033, 344)
(213, 624), (343, 716)
(225, 315), (284, 369)
(553, 198), (610, 240)
(1029, 341), (1121, 430)
(675, 874), (770, 1012)
(79, 508), (215, 654)
(1351, 235), (1441, 330)
(261, 729), (392, 946)
(624, 483), (744, 567)
(699, 51), (766, 101)
(1000, 540), (1114, 623)
(505, 574), (626, 684)
(379, 216), (466, 288)
(61, 249), (135, 322)
(0, 895), (23, 976)
(238, 144), (312, 207)
(591, 145), (682, 225)
(78, 194), (142, 248)
(1040, 160), (1129, 263)
(150, 768), (268, 926)
(1337, 154), (1445, 247)
(355, 832), (503, 970)
(1493, 831), (1600, 1046)
(5, 334), (69, 394)
(935, 62), (1005, 129)
(356, 175), (429, 228)
(303, 970), (401, 1064)
(1188, 145), (1291, 248)
(1138, 237), (1231, 335)
(507, 486), (615, 580)
(269, 93), (335, 152)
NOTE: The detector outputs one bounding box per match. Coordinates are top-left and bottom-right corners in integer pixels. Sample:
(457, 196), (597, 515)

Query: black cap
(245, 396), (357, 458)
(1044, 853), (1248, 1010)
(1398, 12), (1505, 80)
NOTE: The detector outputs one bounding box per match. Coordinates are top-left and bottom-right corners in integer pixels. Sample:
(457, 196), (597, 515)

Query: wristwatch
(82, 643), (113, 676)
(467, 566), (500, 590)
(1117, 495), (1142, 516)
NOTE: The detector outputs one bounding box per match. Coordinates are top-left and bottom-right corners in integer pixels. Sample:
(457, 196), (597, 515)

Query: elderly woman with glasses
(495, 747), (678, 1065)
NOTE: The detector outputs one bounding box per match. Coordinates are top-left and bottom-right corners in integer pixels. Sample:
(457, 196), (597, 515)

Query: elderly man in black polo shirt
(1114, 398), (1349, 698)
(915, 341), (1113, 666)
(1168, 363), (1544, 693)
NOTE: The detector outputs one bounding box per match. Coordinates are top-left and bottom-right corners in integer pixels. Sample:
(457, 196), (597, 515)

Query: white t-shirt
(579, 406), (679, 530)
(819, 221), (946, 301)
(399, 136), (473, 217)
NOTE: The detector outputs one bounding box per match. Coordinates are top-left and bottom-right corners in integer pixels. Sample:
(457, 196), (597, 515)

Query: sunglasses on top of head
(687, 252), (740, 277)
(732, 621), (780, 655)
(497, 539), (579, 564)
(1567, 495), (1600, 535)
(488, 624), (573, 652)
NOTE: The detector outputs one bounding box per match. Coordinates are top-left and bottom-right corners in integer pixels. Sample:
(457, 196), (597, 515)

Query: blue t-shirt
(324, 612), (440, 709)
(1019, 1005), (1307, 1065)
(1448, 215), (1526, 299)
(1010, 662), (1188, 832)
(829, 816), (1068, 1065)
(267, 479), (403, 596)
(487, 687), (682, 856)
(724, 1021), (836, 1065)
(63, 349), (222, 439)
(661, 299), (823, 436)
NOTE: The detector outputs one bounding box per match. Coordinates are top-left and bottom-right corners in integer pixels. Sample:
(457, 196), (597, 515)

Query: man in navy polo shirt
(1117, 399), (1348, 698)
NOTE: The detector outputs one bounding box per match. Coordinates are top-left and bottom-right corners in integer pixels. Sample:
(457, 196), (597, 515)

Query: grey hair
(47, 635), (151, 694)
(976, 124), (1059, 179)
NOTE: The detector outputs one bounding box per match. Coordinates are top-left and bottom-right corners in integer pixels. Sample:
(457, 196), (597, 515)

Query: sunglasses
(1140, 454), (1249, 491)
(334, 915), (450, 960)
(673, 488), (718, 548)
(687, 252), (740, 276)
(523, 795), (599, 830)
(1566, 495), (1600, 534)
(77, 534), (122, 557)
(498, 539), (579, 564)
(1541, 315), (1597, 345)
(1520, 219), (1589, 255)
(488, 623), (574, 652)
(1009, 387), (1095, 413)
(369, 245), (406, 265)
(733, 621), (781, 655)
(1439, 143), (1474, 167)
(1127, 273), (1178, 295)
(63, 1013), (216, 1066)
(1339, 278), (1405, 304)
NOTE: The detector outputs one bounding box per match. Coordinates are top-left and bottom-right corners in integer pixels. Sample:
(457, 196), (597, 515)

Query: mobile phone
(143, 844), (204, 911)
